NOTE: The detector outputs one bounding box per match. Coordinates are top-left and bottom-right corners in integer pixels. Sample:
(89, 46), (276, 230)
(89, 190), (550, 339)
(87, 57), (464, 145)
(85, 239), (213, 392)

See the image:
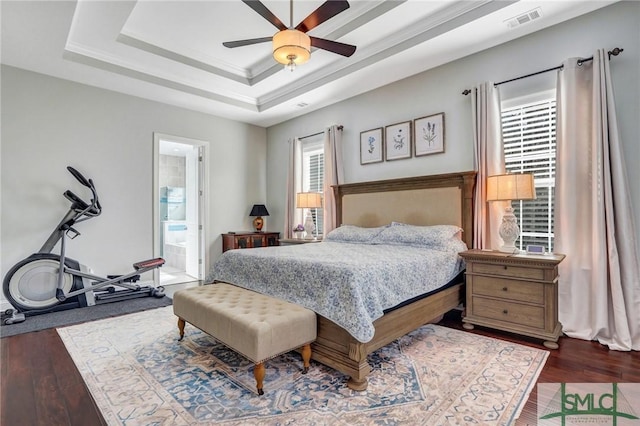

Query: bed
(211, 171), (476, 390)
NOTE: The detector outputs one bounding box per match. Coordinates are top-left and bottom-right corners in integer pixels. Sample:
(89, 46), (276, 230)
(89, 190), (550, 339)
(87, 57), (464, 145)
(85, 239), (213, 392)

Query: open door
(153, 134), (208, 286)
(185, 146), (203, 279)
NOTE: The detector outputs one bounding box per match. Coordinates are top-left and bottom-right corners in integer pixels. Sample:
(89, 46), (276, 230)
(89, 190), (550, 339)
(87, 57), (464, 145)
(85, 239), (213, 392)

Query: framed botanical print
(360, 127), (383, 164)
(414, 112), (445, 156)
(385, 121), (412, 161)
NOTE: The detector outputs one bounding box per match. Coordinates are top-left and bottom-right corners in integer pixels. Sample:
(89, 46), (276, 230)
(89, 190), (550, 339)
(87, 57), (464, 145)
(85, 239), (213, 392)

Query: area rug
(57, 306), (548, 425)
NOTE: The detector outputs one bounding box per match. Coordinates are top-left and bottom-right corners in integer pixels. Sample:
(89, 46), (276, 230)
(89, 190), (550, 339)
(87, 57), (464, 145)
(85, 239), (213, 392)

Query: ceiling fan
(223, 0), (357, 71)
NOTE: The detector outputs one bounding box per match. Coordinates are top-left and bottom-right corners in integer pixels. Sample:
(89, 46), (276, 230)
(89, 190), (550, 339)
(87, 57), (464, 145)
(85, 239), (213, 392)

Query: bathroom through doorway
(153, 133), (208, 286)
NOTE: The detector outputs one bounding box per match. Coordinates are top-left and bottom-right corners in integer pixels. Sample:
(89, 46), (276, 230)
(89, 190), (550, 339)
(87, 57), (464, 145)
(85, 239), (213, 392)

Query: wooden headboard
(333, 171), (476, 248)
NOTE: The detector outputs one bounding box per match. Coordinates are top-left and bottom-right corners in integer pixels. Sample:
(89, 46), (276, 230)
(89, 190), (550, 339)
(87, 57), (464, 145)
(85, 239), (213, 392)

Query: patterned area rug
(57, 306), (548, 425)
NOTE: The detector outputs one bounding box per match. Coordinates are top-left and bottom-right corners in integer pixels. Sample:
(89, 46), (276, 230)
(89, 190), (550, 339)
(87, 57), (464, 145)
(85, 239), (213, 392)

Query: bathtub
(162, 221), (187, 270)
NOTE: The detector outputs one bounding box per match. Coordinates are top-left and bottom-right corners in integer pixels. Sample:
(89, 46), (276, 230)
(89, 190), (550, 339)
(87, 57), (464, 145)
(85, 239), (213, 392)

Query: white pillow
(324, 225), (388, 244)
(374, 224), (466, 252)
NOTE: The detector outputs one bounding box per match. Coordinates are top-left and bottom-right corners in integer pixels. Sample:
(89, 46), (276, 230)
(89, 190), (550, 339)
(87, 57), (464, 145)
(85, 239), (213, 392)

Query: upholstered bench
(173, 282), (317, 395)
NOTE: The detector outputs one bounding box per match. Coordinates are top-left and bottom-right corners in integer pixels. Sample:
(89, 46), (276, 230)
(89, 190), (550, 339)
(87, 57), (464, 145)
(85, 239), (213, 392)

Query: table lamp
(249, 204), (269, 232)
(486, 173), (536, 253)
(296, 192), (323, 240)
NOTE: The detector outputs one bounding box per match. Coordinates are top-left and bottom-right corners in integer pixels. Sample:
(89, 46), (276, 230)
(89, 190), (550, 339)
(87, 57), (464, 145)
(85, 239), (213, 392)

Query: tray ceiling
(1, 0), (616, 127)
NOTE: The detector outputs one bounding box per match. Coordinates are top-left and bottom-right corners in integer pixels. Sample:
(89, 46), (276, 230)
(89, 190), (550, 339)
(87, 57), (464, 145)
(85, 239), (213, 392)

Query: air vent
(505, 7), (542, 29)
(296, 102), (309, 108)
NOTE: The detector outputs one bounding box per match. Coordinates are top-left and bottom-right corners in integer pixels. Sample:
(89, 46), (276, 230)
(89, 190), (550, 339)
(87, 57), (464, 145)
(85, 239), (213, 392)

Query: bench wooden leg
(177, 318), (185, 341)
(254, 362), (265, 396)
(301, 343), (311, 374)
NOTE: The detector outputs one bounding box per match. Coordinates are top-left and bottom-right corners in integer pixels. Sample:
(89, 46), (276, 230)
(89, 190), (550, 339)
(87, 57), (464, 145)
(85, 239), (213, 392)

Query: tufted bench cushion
(173, 282), (317, 394)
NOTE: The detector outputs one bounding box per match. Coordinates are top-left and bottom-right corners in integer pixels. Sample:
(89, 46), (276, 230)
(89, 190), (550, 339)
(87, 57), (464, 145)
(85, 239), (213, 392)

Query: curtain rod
(298, 125), (343, 141)
(461, 47), (623, 95)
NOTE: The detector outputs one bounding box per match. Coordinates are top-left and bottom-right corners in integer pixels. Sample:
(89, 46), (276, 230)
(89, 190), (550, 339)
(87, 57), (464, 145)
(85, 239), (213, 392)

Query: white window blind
(302, 139), (324, 235)
(502, 97), (556, 251)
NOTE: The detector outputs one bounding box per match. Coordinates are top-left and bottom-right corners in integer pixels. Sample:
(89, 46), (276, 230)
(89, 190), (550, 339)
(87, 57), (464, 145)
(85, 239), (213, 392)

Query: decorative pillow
(391, 222), (463, 240)
(374, 224), (466, 252)
(324, 225), (388, 244)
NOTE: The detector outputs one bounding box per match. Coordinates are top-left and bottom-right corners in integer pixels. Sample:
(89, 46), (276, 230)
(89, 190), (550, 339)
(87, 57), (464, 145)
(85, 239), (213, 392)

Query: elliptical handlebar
(65, 167), (101, 220)
(67, 166), (91, 187)
(36, 166), (101, 254)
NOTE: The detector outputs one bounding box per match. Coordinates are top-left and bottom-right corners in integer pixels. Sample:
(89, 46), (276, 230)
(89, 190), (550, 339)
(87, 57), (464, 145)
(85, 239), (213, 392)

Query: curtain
(471, 82), (505, 250)
(283, 138), (303, 239)
(323, 125), (344, 234)
(556, 50), (640, 351)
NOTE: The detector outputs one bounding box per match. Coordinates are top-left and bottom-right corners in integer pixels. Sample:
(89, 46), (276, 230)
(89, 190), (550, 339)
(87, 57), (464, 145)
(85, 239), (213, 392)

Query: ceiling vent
(505, 7), (542, 29)
(296, 102), (309, 108)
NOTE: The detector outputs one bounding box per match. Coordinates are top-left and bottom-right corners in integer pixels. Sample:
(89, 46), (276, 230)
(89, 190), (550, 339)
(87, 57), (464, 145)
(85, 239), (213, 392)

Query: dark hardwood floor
(1, 309), (638, 425)
(438, 310), (640, 425)
(1, 327), (106, 426)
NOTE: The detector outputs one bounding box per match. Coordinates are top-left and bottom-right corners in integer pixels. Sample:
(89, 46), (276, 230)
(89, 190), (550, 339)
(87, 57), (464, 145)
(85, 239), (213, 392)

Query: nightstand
(222, 232), (280, 252)
(459, 249), (565, 349)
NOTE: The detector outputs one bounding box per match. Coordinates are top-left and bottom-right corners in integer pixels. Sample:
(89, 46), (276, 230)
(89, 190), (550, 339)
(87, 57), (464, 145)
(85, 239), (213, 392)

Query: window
(302, 139), (324, 235)
(501, 96), (556, 251)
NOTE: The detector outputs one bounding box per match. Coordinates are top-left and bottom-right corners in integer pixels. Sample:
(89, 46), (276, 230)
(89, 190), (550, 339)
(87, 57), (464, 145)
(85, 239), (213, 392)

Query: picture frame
(384, 121), (412, 161)
(360, 127), (383, 164)
(414, 112), (445, 156)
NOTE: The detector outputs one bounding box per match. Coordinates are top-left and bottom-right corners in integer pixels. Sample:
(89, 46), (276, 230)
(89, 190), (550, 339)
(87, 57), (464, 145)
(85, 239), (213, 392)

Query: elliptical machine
(2, 166), (166, 325)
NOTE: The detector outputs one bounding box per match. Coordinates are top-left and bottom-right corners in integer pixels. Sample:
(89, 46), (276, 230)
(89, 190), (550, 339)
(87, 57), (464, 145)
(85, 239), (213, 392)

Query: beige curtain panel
(470, 82), (506, 250)
(322, 125), (344, 235)
(556, 49), (640, 351)
(283, 138), (303, 239)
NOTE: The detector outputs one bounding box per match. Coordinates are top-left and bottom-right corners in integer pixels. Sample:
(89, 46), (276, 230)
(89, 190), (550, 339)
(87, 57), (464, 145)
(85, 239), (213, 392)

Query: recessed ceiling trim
(63, 45), (259, 112)
(117, 33), (251, 85)
(383, 1), (494, 47)
(64, 40), (259, 104)
(115, 3), (393, 89)
(313, 0), (406, 39)
(63, 0), (520, 114)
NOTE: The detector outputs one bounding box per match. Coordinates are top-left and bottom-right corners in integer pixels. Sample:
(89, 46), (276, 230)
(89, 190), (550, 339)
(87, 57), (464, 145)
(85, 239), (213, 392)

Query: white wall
(1, 66), (267, 296)
(266, 1), (640, 250)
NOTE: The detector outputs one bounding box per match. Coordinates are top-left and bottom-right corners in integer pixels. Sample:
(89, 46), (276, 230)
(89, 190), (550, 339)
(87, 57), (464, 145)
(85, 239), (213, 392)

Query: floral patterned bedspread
(207, 241), (465, 343)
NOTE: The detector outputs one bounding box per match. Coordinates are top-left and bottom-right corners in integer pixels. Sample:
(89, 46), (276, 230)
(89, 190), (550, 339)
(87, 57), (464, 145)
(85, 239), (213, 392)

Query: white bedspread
(207, 241), (464, 343)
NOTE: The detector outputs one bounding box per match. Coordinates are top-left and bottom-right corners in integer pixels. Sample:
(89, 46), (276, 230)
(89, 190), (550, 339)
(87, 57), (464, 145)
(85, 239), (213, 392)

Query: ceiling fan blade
(296, 0), (350, 33)
(223, 37), (273, 48)
(310, 36), (356, 57)
(242, 0), (287, 31)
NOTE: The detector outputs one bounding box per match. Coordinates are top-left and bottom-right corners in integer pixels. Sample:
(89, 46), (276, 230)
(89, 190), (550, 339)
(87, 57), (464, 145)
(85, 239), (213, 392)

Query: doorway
(153, 133), (208, 286)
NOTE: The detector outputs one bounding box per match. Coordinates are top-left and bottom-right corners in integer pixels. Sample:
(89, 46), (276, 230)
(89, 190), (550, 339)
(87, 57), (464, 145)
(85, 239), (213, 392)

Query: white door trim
(153, 133), (210, 285)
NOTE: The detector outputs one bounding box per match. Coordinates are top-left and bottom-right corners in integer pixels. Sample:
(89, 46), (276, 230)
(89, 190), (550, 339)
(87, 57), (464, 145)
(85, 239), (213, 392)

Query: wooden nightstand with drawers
(222, 232), (280, 252)
(459, 249), (565, 349)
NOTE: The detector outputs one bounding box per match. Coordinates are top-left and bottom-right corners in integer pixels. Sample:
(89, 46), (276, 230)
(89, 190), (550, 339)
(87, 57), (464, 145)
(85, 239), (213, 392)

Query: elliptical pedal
(133, 258), (165, 270)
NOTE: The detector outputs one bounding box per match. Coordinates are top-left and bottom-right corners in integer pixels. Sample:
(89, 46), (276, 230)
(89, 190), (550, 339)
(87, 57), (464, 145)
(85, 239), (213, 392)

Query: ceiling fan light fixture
(273, 29), (311, 68)
(285, 55), (297, 72)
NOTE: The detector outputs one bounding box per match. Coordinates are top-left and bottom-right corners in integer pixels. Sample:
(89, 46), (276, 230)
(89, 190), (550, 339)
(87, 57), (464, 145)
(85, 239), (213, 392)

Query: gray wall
(1, 66), (267, 291)
(266, 1), (640, 250)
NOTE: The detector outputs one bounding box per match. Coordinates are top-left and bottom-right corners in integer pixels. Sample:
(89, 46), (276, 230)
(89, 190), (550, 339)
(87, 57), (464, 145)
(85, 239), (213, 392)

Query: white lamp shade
(486, 173), (536, 201)
(273, 30), (311, 65)
(296, 192), (323, 209)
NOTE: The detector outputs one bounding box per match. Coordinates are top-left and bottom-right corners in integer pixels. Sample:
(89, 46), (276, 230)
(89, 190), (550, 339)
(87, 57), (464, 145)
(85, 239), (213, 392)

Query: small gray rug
(0, 296), (172, 338)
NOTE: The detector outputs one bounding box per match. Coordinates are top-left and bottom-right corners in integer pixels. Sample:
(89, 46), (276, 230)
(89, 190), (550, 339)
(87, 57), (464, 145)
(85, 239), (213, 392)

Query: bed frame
(311, 171), (476, 391)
